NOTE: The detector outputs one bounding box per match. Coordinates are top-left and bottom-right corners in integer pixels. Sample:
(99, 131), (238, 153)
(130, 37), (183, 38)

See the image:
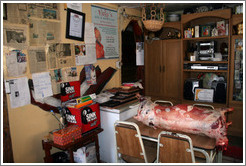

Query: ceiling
(116, 3), (240, 13)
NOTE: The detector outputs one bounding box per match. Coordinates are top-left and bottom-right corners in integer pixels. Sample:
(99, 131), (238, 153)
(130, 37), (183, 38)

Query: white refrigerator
(98, 103), (139, 163)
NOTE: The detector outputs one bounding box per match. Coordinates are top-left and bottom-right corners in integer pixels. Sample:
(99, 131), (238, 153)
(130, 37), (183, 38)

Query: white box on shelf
(195, 26), (199, 38)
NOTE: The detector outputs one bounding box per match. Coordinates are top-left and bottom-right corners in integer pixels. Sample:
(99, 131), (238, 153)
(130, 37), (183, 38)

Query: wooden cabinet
(227, 104), (243, 137)
(180, 9), (231, 107)
(145, 39), (181, 104)
(227, 14), (243, 137)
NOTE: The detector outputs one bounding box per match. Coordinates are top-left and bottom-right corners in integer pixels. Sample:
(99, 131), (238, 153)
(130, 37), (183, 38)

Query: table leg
(217, 150), (222, 163)
(95, 134), (101, 163)
(68, 148), (74, 163)
(42, 140), (53, 163)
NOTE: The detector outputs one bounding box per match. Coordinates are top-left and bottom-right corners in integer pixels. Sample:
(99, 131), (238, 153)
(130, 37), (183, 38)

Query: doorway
(121, 20), (144, 85)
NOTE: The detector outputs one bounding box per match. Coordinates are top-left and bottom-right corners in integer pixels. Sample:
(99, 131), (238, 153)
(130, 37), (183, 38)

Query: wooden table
(127, 117), (221, 162)
(42, 127), (103, 163)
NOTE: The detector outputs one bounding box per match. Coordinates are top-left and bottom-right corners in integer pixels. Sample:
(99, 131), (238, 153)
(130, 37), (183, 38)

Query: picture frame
(201, 25), (211, 37)
(194, 88), (214, 102)
(66, 8), (85, 41)
(3, 3), (7, 20)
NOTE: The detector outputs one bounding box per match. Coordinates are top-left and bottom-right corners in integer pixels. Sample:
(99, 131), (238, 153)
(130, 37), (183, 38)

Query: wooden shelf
(183, 61), (228, 64)
(232, 14), (243, 25)
(181, 9), (231, 24)
(232, 34), (243, 38)
(183, 69), (228, 73)
(183, 35), (228, 41)
(163, 21), (181, 30)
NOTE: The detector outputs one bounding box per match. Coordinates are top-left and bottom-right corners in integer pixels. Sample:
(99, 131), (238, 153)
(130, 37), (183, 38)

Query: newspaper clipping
(28, 3), (59, 20)
(28, 47), (47, 73)
(29, 19), (60, 46)
(6, 50), (27, 77)
(6, 3), (28, 24)
(3, 25), (28, 50)
(47, 43), (75, 69)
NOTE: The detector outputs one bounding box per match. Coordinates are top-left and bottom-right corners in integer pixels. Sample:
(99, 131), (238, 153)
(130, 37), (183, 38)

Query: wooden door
(145, 40), (162, 96)
(162, 40), (181, 101)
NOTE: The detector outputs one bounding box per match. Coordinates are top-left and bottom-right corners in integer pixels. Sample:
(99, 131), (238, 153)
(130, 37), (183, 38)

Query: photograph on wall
(85, 64), (97, 85)
(43, 8), (57, 19)
(47, 43), (75, 69)
(29, 19), (60, 46)
(5, 3), (28, 24)
(6, 50), (27, 77)
(6, 77), (30, 108)
(3, 25), (27, 49)
(54, 69), (63, 83)
(62, 67), (79, 82)
(75, 44), (86, 56)
(28, 47), (47, 73)
(75, 44), (97, 66)
(91, 5), (119, 59)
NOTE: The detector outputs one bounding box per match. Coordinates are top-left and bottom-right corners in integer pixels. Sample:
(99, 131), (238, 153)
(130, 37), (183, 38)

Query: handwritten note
(32, 72), (53, 99)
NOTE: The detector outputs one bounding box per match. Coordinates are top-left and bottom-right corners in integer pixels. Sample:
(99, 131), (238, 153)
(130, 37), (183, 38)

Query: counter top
(100, 100), (139, 114)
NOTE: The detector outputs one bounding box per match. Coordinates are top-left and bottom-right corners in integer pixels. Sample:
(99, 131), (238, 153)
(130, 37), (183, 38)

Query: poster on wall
(85, 64), (97, 85)
(91, 5), (119, 59)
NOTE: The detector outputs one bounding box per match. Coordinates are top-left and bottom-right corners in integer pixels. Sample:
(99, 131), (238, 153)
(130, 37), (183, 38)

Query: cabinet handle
(159, 66), (161, 72)
(163, 65), (165, 72)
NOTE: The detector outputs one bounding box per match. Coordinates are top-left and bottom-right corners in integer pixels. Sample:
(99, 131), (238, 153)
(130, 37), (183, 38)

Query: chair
(157, 131), (196, 163)
(114, 120), (156, 163)
(157, 131), (211, 163)
(154, 100), (173, 106)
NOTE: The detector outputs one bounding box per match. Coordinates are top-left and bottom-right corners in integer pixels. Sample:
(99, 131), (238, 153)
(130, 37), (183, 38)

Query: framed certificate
(194, 88), (214, 102)
(66, 8), (85, 41)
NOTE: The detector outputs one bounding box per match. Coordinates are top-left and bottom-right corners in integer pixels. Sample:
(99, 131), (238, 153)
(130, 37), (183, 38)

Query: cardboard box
(64, 102), (100, 133)
(73, 143), (97, 163)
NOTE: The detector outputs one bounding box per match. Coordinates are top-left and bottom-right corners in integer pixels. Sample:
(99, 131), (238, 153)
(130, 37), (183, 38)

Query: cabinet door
(162, 40), (181, 100)
(227, 104), (243, 137)
(145, 40), (162, 96)
(229, 36), (243, 103)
